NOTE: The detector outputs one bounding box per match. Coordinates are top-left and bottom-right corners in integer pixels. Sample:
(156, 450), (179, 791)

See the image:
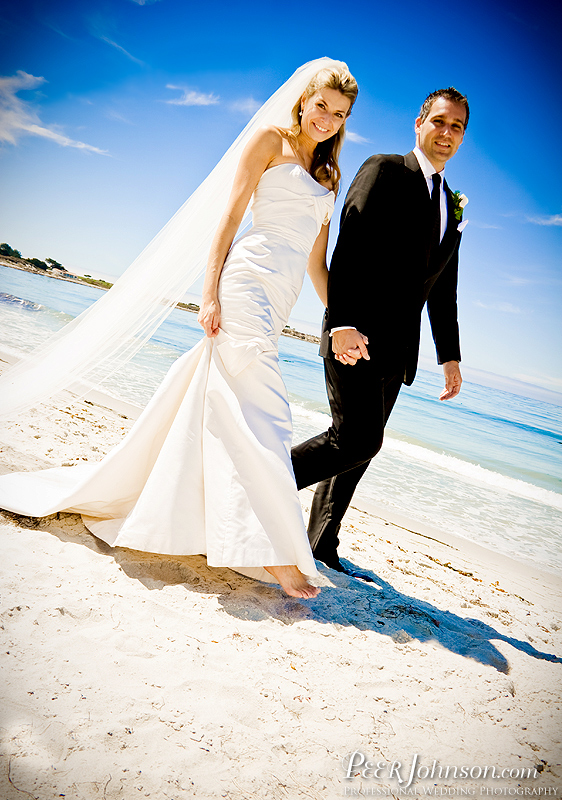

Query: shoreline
(1, 347), (560, 600)
(0, 258), (321, 345)
(5, 258), (562, 401)
(335, 494), (562, 612)
(1, 347), (560, 586)
(0, 358), (560, 795)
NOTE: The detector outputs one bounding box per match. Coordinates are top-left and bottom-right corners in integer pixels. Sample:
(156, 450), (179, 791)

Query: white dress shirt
(413, 146), (447, 242)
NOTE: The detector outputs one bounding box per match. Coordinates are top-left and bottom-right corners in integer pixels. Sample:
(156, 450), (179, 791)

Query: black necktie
(431, 173), (442, 251)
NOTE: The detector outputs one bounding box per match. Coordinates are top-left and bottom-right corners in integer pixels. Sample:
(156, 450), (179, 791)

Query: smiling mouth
(313, 122), (329, 133)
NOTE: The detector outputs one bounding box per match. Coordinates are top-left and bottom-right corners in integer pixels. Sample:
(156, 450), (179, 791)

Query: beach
(1, 358), (561, 798)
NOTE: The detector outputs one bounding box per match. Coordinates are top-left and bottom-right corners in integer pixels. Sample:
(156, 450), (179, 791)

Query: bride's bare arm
(306, 222), (330, 308)
(198, 127), (282, 337)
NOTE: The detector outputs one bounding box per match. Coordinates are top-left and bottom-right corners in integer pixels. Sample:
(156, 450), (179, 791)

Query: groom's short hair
(419, 88), (470, 129)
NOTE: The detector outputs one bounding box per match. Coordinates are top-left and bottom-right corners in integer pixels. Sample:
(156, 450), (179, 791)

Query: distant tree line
(0, 241), (114, 290)
(0, 243), (67, 272)
(0, 243), (22, 259)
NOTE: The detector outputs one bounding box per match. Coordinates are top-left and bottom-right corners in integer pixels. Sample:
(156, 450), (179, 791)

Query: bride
(0, 59), (358, 599)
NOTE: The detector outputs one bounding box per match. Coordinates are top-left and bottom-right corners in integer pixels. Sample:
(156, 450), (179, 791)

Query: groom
(291, 87), (469, 573)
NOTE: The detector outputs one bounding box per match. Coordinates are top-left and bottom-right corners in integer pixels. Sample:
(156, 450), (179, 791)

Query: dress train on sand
(0, 164), (334, 584)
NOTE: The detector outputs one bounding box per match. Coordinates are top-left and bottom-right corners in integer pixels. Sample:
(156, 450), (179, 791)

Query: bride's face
(300, 88), (351, 143)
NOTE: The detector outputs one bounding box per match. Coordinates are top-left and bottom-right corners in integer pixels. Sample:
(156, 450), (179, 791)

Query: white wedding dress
(0, 163), (334, 584)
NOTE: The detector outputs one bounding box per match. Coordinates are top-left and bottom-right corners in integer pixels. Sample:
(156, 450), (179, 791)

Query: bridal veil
(0, 57), (345, 419)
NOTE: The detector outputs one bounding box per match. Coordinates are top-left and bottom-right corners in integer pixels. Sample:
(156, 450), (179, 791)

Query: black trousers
(291, 354), (403, 566)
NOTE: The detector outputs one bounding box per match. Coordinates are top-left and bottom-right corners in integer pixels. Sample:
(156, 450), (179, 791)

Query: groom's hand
(332, 330), (370, 365)
(439, 361), (462, 400)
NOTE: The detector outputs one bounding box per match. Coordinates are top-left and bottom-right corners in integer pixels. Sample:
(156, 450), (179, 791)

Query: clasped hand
(198, 297), (221, 337)
(332, 332), (462, 402)
(332, 329), (370, 365)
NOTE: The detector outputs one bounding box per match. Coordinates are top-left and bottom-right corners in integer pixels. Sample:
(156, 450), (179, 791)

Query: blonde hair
(290, 63), (358, 193)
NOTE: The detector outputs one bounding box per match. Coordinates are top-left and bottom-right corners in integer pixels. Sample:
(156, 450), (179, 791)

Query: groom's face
(415, 97), (466, 171)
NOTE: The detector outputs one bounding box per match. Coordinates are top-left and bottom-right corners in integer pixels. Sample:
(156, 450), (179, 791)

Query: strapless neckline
(264, 163), (335, 196)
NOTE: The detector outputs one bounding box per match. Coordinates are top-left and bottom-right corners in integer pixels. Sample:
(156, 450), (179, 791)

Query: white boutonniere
(452, 191), (469, 221)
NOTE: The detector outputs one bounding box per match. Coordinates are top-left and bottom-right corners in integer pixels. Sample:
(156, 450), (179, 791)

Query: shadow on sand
(10, 511), (562, 676)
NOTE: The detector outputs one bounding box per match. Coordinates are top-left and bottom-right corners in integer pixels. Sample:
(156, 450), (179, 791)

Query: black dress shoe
(315, 554), (375, 582)
(314, 552), (345, 571)
(340, 566), (375, 582)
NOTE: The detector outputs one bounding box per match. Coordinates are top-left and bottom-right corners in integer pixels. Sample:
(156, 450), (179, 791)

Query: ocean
(1, 264), (561, 576)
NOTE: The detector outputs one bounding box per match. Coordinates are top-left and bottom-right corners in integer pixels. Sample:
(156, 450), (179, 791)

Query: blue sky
(1, 0), (561, 398)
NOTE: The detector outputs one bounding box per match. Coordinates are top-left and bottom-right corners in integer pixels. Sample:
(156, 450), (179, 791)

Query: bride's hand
(198, 297), (221, 337)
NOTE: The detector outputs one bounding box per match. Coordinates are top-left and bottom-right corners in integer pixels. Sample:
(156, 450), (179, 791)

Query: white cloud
(470, 221), (501, 230)
(526, 213), (562, 227)
(346, 130), (372, 144)
(475, 300), (524, 314)
(129, 0), (161, 4)
(229, 97), (261, 116)
(97, 35), (144, 65)
(106, 109), (134, 125)
(0, 71), (107, 155)
(44, 22), (73, 40)
(502, 274), (533, 286)
(165, 85), (219, 106)
(514, 373), (562, 394)
(88, 16), (144, 64)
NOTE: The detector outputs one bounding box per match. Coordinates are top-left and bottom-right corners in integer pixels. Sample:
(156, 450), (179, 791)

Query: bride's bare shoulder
(253, 125), (291, 148)
(244, 126), (292, 167)
(246, 125), (284, 151)
(260, 124), (292, 136)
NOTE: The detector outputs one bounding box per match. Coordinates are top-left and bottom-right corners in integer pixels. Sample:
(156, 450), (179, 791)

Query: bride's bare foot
(265, 565), (320, 599)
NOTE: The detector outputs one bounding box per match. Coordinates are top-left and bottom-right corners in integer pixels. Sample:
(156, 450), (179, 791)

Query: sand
(0, 361), (561, 798)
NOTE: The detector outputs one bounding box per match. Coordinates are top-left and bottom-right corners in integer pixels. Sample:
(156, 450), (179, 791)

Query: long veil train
(0, 57), (342, 420)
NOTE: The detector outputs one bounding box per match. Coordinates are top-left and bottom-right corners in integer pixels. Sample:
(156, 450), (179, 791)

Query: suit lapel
(439, 180), (460, 258)
(404, 150), (420, 172)
(403, 151), (434, 255)
(404, 155), (459, 244)
(402, 153), (460, 276)
(404, 151), (429, 203)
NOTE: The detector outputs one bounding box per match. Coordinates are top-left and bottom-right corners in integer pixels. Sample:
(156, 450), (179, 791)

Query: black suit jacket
(321, 151), (462, 385)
